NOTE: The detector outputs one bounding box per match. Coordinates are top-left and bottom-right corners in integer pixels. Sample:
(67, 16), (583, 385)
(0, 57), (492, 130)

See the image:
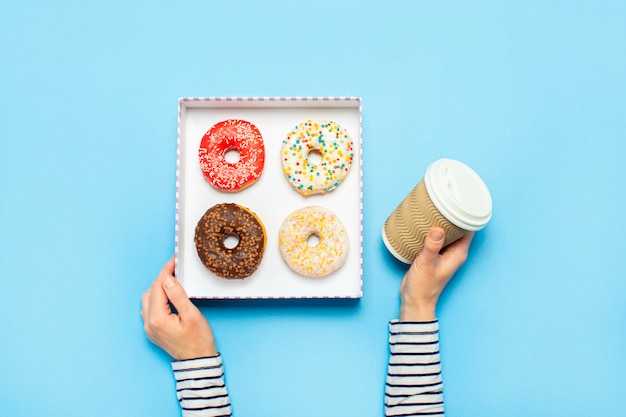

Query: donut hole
(307, 233), (321, 248)
(307, 149), (323, 166)
(224, 147), (241, 164)
(222, 233), (240, 249)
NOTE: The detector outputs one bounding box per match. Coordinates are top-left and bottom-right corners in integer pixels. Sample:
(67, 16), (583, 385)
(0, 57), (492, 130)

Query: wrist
(399, 302), (437, 322)
(172, 340), (218, 361)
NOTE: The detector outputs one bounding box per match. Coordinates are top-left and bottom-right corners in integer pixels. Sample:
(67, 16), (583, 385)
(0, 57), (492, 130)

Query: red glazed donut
(198, 119), (265, 192)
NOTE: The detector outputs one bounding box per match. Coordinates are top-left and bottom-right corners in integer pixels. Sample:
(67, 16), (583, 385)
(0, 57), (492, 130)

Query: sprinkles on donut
(280, 120), (354, 196)
(199, 119), (265, 192)
(194, 203), (267, 279)
(278, 206), (349, 277)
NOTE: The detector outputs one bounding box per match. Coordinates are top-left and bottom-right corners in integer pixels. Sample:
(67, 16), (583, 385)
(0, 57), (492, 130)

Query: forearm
(172, 354), (232, 417)
(385, 320), (444, 417)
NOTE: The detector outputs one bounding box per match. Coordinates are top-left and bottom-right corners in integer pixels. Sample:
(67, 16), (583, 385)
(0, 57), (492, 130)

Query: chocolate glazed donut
(194, 203), (266, 279)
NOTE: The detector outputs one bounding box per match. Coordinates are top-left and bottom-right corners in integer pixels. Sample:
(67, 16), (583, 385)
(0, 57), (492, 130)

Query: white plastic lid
(424, 158), (492, 231)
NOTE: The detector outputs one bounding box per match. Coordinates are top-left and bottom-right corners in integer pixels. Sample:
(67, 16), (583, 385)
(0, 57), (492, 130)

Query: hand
(141, 257), (218, 360)
(399, 227), (474, 321)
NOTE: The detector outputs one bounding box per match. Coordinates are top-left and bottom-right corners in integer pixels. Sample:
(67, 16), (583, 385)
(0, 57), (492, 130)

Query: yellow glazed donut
(278, 206), (349, 277)
(281, 120), (354, 196)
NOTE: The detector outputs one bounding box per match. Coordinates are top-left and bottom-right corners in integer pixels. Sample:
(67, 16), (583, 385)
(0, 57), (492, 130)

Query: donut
(198, 119), (265, 192)
(194, 203), (266, 279)
(278, 206), (349, 277)
(281, 120), (354, 196)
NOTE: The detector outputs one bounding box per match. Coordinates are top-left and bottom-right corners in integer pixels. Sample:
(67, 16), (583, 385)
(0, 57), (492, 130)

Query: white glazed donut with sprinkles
(278, 206), (349, 277)
(280, 120), (354, 196)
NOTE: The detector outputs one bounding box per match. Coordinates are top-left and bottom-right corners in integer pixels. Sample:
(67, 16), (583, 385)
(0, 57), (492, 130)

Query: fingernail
(430, 228), (444, 242)
(163, 276), (176, 289)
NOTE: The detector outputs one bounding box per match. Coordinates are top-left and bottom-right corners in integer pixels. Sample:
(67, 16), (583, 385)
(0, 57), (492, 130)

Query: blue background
(1, 1), (625, 416)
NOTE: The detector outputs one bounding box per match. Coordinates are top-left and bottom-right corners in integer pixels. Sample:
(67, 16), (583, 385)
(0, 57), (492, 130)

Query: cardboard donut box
(175, 97), (363, 299)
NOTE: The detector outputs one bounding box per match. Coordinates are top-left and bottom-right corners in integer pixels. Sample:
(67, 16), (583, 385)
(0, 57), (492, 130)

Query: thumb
(162, 276), (196, 317)
(420, 227), (445, 261)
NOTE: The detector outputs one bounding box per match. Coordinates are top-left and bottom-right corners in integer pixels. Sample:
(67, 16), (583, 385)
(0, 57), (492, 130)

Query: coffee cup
(382, 158), (492, 264)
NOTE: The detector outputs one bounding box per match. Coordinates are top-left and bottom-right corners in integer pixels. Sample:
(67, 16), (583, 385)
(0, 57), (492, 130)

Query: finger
(140, 289), (150, 321)
(419, 227), (446, 262)
(159, 255), (175, 278)
(454, 231), (474, 247)
(148, 258), (176, 318)
(162, 275), (198, 319)
(440, 232), (474, 273)
(443, 232), (474, 261)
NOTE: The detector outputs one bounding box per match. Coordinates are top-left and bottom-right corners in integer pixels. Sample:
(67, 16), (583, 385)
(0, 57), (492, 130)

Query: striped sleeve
(171, 354), (232, 417)
(385, 320), (444, 417)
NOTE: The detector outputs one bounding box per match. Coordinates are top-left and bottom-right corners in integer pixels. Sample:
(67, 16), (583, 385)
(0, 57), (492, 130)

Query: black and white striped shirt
(172, 320), (444, 417)
(172, 354), (232, 417)
(385, 320), (444, 416)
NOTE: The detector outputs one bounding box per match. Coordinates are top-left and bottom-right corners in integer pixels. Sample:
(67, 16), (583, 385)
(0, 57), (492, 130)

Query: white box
(175, 97), (362, 299)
